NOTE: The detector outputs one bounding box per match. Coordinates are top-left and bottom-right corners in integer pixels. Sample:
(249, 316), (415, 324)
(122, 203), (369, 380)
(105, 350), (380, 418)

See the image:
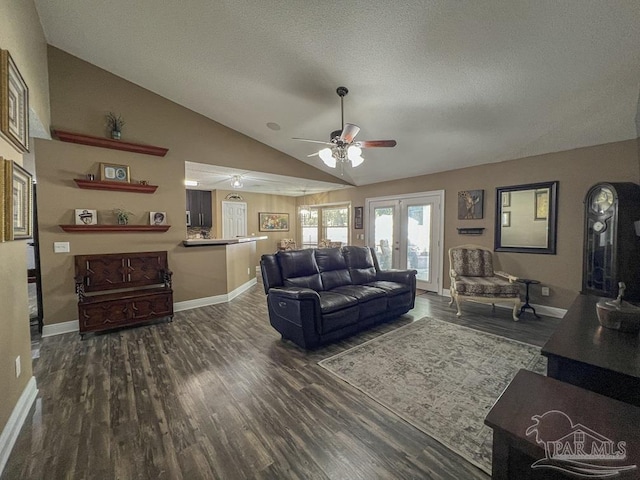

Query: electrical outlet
(54, 241), (70, 253)
(541, 287), (550, 296)
(15, 356), (21, 378)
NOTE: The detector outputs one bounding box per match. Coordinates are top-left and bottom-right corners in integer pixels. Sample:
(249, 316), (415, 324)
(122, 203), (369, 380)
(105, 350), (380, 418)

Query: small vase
(111, 130), (121, 140)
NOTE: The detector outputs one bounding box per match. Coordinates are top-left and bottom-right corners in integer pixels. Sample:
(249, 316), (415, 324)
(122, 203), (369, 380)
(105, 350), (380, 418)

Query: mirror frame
(494, 181), (558, 254)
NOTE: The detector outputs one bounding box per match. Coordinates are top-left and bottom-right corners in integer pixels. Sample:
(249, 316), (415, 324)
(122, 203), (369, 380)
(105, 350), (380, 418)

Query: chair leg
(448, 294), (455, 307)
(512, 301), (520, 322)
(455, 298), (462, 317)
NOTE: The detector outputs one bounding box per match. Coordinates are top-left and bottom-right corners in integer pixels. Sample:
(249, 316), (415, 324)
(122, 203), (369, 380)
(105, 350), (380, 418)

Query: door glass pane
(407, 204), (431, 283)
(301, 209), (318, 248)
(374, 207), (394, 269)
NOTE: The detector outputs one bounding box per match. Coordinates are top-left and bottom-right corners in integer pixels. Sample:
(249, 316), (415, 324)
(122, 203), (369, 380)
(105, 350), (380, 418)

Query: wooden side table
(516, 278), (541, 318)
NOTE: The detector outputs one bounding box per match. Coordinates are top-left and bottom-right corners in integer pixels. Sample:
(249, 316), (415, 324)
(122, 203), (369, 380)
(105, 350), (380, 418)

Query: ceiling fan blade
(358, 140), (397, 148)
(292, 138), (334, 146)
(339, 123), (360, 143)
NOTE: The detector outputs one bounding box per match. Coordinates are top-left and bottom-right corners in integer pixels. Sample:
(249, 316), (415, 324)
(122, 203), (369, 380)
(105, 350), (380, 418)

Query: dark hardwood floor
(2, 286), (561, 480)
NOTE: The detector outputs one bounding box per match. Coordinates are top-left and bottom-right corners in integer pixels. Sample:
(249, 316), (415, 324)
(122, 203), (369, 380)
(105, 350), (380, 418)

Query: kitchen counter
(183, 236), (268, 247)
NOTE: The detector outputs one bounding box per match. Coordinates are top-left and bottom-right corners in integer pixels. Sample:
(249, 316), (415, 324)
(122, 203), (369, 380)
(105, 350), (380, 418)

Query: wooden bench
(485, 369), (640, 479)
(74, 251), (173, 337)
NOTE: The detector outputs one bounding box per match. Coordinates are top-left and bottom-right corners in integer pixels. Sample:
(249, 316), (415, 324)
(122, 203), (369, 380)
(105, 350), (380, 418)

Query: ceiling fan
(293, 86), (396, 169)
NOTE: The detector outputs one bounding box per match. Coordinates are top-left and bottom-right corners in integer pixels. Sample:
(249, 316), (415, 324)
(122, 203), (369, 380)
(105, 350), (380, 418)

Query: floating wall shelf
(73, 179), (158, 193)
(54, 130), (169, 157)
(59, 225), (171, 233)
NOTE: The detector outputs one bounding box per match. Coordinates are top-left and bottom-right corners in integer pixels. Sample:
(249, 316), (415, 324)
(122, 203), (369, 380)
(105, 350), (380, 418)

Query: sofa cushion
(450, 248), (494, 277)
(454, 276), (519, 297)
(320, 306), (360, 334)
(278, 249), (323, 290)
(366, 280), (411, 297)
(331, 285), (388, 318)
(317, 291), (358, 314)
(343, 246), (378, 284)
(315, 248), (352, 290)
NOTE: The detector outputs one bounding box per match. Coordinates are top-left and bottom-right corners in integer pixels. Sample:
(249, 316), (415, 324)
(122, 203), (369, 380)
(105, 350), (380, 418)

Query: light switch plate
(541, 287), (550, 296)
(54, 241), (70, 253)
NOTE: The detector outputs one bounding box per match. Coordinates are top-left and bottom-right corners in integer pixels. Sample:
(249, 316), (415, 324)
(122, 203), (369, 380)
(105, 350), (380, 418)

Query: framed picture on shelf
(354, 206), (363, 229)
(259, 212), (289, 232)
(100, 162), (130, 183)
(0, 49), (29, 152)
(75, 209), (97, 225)
(4, 159), (33, 240)
(150, 211), (167, 225)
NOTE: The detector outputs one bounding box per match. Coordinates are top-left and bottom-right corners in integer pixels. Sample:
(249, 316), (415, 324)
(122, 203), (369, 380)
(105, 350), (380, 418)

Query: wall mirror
(495, 181), (558, 254)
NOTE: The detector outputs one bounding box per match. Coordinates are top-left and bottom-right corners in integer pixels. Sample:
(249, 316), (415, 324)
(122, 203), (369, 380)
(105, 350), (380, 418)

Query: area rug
(318, 317), (547, 474)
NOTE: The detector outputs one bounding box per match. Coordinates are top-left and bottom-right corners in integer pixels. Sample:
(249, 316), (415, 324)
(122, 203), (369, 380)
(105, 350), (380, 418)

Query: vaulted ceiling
(35, 1), (640, 186)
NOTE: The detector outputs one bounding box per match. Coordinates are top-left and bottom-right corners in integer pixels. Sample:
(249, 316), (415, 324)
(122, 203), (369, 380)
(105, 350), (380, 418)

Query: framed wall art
(4, 159), (33, 240)
(354, 206), (363, 229)
(0, 49), (29, 152)
(100, 162), (130, 183)
(535, 189), (549, 220)
(457, 189), (484, 219)
(259, 212), (289, 232)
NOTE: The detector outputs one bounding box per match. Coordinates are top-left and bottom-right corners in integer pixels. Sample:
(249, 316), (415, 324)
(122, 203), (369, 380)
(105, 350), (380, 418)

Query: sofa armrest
(377, 269), (417, 285)
(268, 287), (320, 301)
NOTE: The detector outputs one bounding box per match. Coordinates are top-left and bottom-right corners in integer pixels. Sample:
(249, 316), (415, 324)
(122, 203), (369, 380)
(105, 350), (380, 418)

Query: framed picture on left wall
(0, 49), (29, 152)
(3, 159), (33, 240)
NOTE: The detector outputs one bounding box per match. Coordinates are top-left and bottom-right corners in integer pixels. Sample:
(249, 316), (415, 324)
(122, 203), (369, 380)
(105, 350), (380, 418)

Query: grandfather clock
(582, 182), (640, 301)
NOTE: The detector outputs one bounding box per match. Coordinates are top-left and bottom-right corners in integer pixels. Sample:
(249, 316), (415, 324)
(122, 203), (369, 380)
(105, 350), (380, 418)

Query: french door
(367, 191), (444, 293)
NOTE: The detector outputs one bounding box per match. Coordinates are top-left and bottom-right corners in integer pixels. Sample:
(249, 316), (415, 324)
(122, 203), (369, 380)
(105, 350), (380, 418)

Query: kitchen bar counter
(183, 236), (268, 247)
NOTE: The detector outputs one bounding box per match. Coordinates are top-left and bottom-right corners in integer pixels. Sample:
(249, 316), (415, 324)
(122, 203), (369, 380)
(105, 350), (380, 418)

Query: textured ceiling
(35, 1), (640, 186)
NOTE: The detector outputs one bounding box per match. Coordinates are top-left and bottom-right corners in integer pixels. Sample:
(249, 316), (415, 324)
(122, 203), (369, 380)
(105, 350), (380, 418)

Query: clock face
(590, 187), (614, 214)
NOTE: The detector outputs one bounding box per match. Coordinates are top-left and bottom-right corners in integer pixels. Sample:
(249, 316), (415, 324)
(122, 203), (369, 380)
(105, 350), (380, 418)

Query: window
(299, 204), (349, 248)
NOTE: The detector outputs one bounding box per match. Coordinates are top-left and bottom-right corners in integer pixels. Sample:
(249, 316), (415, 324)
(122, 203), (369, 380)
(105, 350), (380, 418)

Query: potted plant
(106, 112), (126, 140)
(113, 208), (133, 225)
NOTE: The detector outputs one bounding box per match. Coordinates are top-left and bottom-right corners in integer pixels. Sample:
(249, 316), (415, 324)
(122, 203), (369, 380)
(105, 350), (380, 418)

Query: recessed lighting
(266, 122), (281, 131)
(184, 180), (198, 186)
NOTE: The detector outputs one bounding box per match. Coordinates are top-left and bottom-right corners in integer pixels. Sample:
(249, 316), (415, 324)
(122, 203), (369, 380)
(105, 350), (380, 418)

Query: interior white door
(222, 201), (247, 238)
(367, 192), (443, 293)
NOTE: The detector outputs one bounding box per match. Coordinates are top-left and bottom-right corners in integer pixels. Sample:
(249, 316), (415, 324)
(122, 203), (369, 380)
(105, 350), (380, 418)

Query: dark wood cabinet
(582, 182), (640, 301)
(74, 251), (173, 336)
(186, 189), (212, 228)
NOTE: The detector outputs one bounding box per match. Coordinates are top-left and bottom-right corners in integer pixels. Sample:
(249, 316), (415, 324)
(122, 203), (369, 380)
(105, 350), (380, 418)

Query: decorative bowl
(596, 298), (640, 334)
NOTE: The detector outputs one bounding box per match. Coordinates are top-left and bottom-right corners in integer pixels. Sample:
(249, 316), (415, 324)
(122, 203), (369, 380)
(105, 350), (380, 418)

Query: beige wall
(0, 0), (49, 438)
(300, 139), (640, 309)
(35, 47), (341, 327)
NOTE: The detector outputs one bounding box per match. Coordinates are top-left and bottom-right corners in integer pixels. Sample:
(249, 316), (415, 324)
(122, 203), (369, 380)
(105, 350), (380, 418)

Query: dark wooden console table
(541, 294), (640, 406)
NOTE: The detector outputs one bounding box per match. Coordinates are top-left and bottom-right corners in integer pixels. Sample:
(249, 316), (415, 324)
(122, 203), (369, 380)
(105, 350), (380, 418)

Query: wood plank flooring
(2, 286), (561, 480)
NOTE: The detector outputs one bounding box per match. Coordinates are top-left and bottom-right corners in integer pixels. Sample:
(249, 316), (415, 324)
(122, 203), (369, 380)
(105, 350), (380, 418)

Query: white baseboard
(42, 319), (78, 337)
(173, 277), (257, 312)
(0, 377), (37, 476)
(435, 289), (566, 318)
(173, 293), (228, 312)
(228, 277), (257, 301)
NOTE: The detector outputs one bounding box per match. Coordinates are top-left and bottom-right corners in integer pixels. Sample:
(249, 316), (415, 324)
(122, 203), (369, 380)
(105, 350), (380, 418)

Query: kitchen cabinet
(186, 189), (212, 228)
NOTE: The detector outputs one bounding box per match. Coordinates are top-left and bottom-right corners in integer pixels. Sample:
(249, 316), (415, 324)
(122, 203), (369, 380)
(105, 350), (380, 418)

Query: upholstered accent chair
(448, 244), (521, 321)
(277, 238), (297, 251)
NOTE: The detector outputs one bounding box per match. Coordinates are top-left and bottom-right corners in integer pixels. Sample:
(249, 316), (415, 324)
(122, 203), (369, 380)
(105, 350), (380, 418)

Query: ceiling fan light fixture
(319, 148), (336, 168)
(347, 145), (362, 161)
(230, 175), (243, 189)
(350, 154), (364, 168)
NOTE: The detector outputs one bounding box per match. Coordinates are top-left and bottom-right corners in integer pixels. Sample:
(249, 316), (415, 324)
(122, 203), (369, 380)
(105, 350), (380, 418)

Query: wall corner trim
(0, 376), (38, 476)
